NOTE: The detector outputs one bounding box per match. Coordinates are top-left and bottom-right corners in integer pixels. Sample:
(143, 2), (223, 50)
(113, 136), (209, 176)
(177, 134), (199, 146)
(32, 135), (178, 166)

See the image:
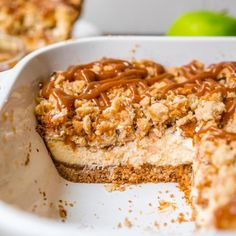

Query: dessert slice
(190, 64), (236, 230)
(192, 104), (236, 229)
(35, 58), (195, 184)
(193, 132), (236, 229)
(35, 58), (236, 229)
(0, 0), (83, 51)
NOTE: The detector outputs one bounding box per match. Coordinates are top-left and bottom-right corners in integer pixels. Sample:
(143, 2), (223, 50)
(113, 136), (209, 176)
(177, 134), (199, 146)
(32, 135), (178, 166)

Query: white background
(81, 0), (236, 34)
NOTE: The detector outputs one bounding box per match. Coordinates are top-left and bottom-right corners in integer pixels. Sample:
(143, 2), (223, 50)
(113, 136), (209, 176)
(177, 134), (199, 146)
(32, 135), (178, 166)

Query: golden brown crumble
(35, 58), (236, 150)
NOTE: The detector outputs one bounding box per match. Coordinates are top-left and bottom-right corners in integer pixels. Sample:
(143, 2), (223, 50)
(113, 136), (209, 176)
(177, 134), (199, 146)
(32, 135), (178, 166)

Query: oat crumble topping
(35, 58), (236, 149)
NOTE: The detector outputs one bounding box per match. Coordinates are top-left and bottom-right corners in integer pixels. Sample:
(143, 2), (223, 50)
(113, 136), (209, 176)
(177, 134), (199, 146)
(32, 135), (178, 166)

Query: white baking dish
(0, 37), (235, 236)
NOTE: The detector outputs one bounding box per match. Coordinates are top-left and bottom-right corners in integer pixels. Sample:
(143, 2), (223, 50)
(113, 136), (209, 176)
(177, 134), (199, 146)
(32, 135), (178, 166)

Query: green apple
(167, 11), (236, 36)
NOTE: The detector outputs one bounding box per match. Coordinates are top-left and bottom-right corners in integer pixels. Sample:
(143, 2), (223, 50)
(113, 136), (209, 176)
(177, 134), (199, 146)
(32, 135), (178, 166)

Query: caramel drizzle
(41, 59), (236, 141)
(42, 58), (170, 109)
(222, 98), (236, 125)
(52, 89), (75, 111)
(180, 60), (204, 78)
(196, 126), (236, 142)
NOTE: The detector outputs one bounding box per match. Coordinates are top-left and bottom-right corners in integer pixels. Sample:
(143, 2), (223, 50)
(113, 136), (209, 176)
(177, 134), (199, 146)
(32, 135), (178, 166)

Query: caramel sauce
(52, 89), (75, 111)
(161, 71), (215, 93)
(140, 60), (166, 74)
(196, 126), (236, 142)
(194, 79), (228, 97)
(146, 73), (174, 86)
(180, 60), (204, 78)
(180, 120), (197, 138)
(78, 78), (144, 100)
(41, 58), (236, 142)
(100, 92), (110, 106)
(130, 84), (142, 102)
(64, 136), (76, 150)
(41, 79), (55, 99)
(223, 98), (236, 125)
(209, 61), (236, 76)
(75, 69), (97, 82)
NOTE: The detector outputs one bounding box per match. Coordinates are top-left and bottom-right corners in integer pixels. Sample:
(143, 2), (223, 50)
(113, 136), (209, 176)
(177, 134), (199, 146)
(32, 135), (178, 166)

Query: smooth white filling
(46, 128), (195, 168)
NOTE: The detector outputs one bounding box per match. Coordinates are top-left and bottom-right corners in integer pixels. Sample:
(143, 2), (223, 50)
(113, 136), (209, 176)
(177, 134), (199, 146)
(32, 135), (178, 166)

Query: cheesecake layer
(46, 128), (194, 168)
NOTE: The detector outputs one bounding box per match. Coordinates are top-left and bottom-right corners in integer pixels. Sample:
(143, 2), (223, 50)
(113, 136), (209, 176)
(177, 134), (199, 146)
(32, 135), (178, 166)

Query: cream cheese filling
(46, 128), (195, 168)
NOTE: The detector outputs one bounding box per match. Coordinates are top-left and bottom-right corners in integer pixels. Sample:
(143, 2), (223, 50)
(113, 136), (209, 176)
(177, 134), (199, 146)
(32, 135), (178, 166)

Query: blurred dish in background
(71, 19), (102, 38)
(0, 0), (83, 52)
(0, 33), (25, 71)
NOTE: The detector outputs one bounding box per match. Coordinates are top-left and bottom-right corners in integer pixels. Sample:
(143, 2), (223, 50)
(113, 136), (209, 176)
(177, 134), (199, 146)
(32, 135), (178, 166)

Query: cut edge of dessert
(35, 57), (236, 230)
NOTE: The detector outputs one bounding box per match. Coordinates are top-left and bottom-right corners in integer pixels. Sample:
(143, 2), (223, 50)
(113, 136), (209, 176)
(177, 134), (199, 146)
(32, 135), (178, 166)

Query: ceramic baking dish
(0, 37), (235, 236)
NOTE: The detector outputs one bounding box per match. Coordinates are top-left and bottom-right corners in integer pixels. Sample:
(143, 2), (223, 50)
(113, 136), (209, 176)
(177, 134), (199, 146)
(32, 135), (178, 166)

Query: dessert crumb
(177, 180), (191, 205)
(117, 222), (122, 228)
(58, 204), (67, 221)
(124, 217), (132, 228)
(177, 212), (188, 223)
(153, 221), (160, 228)
(158, 200), (176, 211)
(24, 142), (32, 166)
(104, 184), (126, 192)
(24, 153), (30, 166)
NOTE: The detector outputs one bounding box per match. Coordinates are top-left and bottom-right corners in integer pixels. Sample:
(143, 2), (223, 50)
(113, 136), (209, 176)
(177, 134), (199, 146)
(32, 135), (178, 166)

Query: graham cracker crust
(54, 161), (192, 184)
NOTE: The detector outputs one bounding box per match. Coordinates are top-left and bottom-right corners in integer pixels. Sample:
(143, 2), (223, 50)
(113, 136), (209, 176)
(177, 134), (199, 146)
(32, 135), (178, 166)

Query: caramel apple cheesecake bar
(35, 58), (236, 229)
(0, 0), (83, 52)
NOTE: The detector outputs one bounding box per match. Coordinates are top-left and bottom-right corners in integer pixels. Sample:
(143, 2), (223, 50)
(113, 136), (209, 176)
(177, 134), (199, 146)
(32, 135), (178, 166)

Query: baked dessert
(35, 58), (236, 230)
(0, 0), (83, 52)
